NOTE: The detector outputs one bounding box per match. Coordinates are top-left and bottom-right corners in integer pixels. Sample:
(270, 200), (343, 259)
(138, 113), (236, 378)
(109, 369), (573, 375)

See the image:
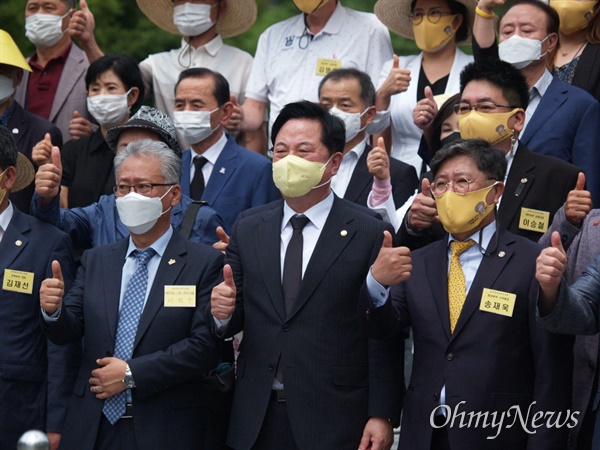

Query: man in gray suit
(16, 0), (92, 141)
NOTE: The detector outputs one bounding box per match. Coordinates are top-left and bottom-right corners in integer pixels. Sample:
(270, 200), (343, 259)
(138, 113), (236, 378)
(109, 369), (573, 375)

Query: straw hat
(13, 153), (35, 192)
(136, 0), (257, 39)
(0, 30), (32, 72)
(374, 0), (477, 44)
(105, 106), (183, 158)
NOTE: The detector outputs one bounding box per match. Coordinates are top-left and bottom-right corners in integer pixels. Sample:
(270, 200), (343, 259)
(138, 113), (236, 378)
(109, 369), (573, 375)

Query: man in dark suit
(0, 127), (78, 450)
(399, 58), (579, 249)
(40, 139), (224, 449)
(175, 68), (279, 232)
(317, 68), (418, 209)
(211, 101), (407, 450)
(364, 139), (573, 449)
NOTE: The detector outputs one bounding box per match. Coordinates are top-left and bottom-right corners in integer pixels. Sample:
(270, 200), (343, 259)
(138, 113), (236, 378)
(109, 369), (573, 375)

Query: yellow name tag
(3, 269), (34, 294)
(316, 58), (342, 76)
(164, 285), (196, 307)
(519, 207), (549, 233)
(480, 288), (516, 317)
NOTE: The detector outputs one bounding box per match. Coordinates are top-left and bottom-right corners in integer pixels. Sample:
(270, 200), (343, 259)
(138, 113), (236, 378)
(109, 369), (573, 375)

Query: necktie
(448, 240), (475, 333)
(282, 215), (310, 316)
(103, 248), (156, 425)
(190, 156), (208, 200)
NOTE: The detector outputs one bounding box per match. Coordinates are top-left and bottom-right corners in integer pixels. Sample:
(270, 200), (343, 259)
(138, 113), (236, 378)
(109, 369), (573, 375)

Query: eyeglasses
(430, 177), (496, 196)
(409, 10), (454, 25)
(113, 183), (174, 196)
(453, 102), (519, 115)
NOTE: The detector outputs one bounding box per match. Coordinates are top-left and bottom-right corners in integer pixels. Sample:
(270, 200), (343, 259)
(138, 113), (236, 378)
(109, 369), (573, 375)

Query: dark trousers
(431, 415), (451, 450)
(94, 416), (139, 450)
(251, 393), (300, 450)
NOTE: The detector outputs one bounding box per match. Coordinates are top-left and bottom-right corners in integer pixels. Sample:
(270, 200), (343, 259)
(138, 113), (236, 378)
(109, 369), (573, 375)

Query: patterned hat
(105, 106), (182, 158)
(136, 0), (257, 38)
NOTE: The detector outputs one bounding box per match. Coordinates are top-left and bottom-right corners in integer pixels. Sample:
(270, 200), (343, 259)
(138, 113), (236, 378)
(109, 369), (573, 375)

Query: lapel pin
(168, 259), (176, 265)
(498, 251), (505, 258)
(594, 220), (599, 227)
(219, 167), (226, 174)
(15, 240), (22, 247)
(12, 128), (19, 135)
(340, 230), (348, 237)
(520, 178), (528, 183)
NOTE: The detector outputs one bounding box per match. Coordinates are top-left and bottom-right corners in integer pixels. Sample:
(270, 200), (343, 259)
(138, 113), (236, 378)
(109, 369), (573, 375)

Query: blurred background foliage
(1, 0), (423, 62)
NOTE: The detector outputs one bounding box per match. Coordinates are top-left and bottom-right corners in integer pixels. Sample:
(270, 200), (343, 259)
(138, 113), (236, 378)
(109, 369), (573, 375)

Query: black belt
(122, 403), (133, 419)
(270, 390), (286, 403)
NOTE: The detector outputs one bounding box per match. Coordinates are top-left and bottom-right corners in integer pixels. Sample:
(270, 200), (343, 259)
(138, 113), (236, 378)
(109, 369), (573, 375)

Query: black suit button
(282, 324), (290, 332)
(561, 234), (568, 243)
(433, 393), (439, 402)
(446, 352), (454, 361)
(268, 364), (275, 371)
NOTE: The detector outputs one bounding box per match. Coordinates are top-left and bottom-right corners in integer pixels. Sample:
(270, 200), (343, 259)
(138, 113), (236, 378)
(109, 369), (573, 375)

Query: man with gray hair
(40, 138), (224, 449)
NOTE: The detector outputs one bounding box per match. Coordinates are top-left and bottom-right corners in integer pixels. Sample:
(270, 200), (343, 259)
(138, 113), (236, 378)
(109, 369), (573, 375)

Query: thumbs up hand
(371, 230), (412, 286)
(413, 86), (438, 130)
(224, 94), (242, 134)
(565, 172), (592, 226)
(212, 226), (230, 254)
(536, 231), (567, 311)
(35, 146), (63, 206)
(377, 55), (411, 109)
(68, 111), (94, 140)
(407, 178), (439, 231)
(32, 133), (54, 166)
(40, 260), (65, 314)
(211, 264), (237, 320)
(69, 0), (96, 46)
(367, 138), (391, 181)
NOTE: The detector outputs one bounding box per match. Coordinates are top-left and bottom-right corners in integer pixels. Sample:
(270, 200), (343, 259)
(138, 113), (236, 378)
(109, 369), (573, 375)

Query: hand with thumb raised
(212, 226), (230, 254)
(371, 230), (412, 286)
(211, 264), (236, 320)
(407, 178), (439, 231)
(32, 133), (53, 166)
(367, 137), (391, 181)
(565, 172), (592, 226)
(40, 260), (65, 314)
(536, 231), (567, 304)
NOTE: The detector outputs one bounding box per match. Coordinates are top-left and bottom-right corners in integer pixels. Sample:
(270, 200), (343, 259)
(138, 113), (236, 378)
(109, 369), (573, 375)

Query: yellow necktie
(448, 240), (476, 333)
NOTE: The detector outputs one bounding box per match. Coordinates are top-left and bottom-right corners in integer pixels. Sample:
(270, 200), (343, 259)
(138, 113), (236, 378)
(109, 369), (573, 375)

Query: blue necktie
(103, 248), (156, 425)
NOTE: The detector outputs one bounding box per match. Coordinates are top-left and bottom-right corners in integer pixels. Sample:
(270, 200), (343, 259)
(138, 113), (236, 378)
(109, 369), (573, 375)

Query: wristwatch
(123, 364), (135, 389)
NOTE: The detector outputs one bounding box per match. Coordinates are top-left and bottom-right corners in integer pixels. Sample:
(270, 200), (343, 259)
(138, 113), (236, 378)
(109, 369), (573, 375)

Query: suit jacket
(571, 43), (600, 102)
(181, 134), (280, 232)
(398, 142), (579, 248)
(219, 197), (403, 450)
(519, 77), (600, 206)
(15, 43), (91, 142)
(43, 231), (224, 450)
(6, 101), (62, 214)
(0, 208), (79, 448)
(344, 144), (418, 209)
(363, 226), (573, 449)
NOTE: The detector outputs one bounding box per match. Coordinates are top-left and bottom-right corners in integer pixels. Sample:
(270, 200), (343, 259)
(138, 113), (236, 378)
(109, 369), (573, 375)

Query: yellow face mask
(292, 0), (327, 14)
(435, 183), (498, 234)
(272, 154), (332, 198)
(413, 15), (458, 52)
(550, 0), (596, 36)
(458, 109), (520, 145)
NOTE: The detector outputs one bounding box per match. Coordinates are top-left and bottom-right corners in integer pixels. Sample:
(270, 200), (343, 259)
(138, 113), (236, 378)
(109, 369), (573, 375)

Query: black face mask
(440, 131), (462, 148)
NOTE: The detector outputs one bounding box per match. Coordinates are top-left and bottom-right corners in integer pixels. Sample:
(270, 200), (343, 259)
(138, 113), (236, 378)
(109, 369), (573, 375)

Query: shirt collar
(0, 202), (14, 233)
(189, 132), (227, 167)
(179, 34), (223, 58)
(29, 42), (72, 69)
(345, 136), (368, 160)
(319, 1), (345, 36)
(530, 69), (553, 99)
(282, 191), (334, 232)
(447, 218), (497, 253)
(126, 225), (173, 258)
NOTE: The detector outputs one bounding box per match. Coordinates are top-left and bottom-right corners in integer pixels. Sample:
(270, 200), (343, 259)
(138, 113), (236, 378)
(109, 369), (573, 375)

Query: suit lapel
(49, 45), (86, 122)
(103, 240), (128, 345)
(425, 239), (452, 340)
(520, 79), (567, 145)
(203, 137), (237, 205)
(498, 143), (535, 228)
(0, 210), (29, 270)
(287, 198), (355, 319)
(180, 151), (192, 197)
(450, 230), (514, 340)
(134, 233), (187, 349)
(344, 144), (372, 203)
(256, 202), (286, 322)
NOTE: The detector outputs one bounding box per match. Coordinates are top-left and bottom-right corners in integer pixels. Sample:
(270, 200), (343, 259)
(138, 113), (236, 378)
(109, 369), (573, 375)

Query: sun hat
(136, 0), (257, 38)
(13, 153), (35, 192)
(105, 106), (183, 158)
(0, 29), (32, 72)
(374, 0), (478, 44)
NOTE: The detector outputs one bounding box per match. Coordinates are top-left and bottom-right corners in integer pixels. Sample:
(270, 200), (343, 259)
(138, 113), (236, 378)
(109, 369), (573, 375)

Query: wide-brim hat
(136, 0), (257, 39)
(105, 106), (183, 158)
(374, 0), (478, 45)
(13, 153), (35, 192)
(0, 29), (32, 72)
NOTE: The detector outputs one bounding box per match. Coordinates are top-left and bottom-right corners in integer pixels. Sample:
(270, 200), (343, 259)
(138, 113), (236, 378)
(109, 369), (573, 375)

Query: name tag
(519, 207), (549, 233)
(164, 285), (196, 307)
(316, 58), (341, 76)
(480, 288), (516, 317)
(3, 269), (34, 294)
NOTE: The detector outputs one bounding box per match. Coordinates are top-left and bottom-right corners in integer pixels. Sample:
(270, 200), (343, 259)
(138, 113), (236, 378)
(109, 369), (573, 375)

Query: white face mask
(0, 75), (15, 104)
(25, 11), (70, 48)
(173, 3), (216, 37)
(498, 34), (550, 69)
(86, 89), (132, 128)
(173, 108), (220, 144)
(329, 107), (368, 143)
(116, 186), (173, 235)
